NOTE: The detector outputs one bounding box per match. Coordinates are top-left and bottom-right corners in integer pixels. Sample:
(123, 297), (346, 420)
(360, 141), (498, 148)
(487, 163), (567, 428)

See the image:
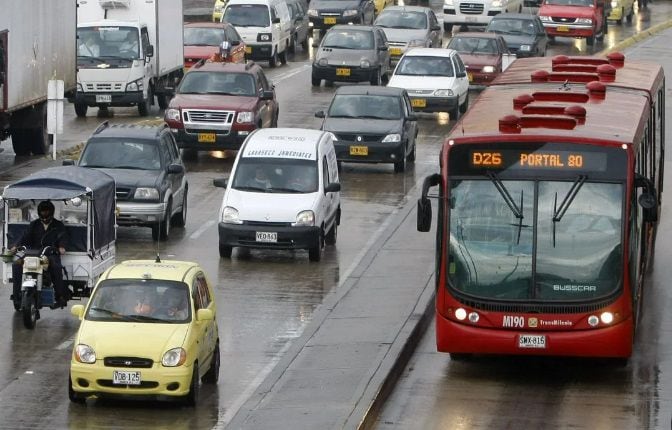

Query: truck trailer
(0, 0), (77, 155)
(72, 0), (184, 117)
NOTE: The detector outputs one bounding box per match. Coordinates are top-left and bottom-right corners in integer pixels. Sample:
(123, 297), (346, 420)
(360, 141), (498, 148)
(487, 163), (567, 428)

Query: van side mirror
(315, 110), (325, 118)
(325, 182), (341, 193)
(167, 164), (184, 174)
(431, 25), (441, 31)
(272, 17), (281, 24)
(213, 178), (228, 188)
(456, 71), (466, 78)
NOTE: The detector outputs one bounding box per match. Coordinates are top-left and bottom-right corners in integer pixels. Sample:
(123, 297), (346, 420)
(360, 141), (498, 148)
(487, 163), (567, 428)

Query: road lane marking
(271, 64), (311, 84)
(190, 219), (216, 240)
(56, 337), (75, 350)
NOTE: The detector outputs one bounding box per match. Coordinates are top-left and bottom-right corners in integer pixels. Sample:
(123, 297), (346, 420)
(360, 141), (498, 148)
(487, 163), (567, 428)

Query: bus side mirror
(635, 174), (658, 222)
(417, 173), (441, 232)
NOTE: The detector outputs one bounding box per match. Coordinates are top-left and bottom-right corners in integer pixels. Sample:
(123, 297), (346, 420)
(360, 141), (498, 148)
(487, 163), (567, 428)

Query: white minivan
(221, 0), (292, 67)
(214, 128), (341, 261)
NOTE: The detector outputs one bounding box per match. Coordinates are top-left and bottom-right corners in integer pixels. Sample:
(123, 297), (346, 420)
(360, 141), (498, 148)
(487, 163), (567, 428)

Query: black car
(308, 0), (376, 35)
(70, 122), (188, 241)
(315, 86), (418, 173)
(484, 13), (549, 58)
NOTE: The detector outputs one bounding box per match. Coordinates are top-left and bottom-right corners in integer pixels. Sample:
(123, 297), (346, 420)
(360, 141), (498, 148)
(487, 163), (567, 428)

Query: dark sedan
(484, 13), (549, 58)
(315, 86), (418, 173)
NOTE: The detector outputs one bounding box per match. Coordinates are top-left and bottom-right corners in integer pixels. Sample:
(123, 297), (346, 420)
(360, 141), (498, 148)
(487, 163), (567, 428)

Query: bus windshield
(448, 179), (622, 301)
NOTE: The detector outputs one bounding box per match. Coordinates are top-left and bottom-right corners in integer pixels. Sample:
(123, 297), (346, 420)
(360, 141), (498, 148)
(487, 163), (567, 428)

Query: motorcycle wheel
(22, 290), (38, 329)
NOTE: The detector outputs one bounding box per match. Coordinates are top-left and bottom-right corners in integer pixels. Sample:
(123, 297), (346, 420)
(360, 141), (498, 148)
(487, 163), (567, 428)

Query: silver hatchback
(374, 6), (443, 63)
(312, 25), (392, 87)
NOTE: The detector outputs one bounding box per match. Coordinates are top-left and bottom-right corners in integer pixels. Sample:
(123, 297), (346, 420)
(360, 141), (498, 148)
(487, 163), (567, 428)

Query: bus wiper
(487, 172), (525, 244)
(552, 175), (587, 247)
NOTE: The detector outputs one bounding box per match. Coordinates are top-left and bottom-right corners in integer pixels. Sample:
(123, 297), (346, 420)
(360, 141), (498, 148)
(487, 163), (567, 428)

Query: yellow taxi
(374, 0), (394, 15)
(68, 260), (220, 406)
(607, 0), (634, 25)
(212, 0), (226, 22)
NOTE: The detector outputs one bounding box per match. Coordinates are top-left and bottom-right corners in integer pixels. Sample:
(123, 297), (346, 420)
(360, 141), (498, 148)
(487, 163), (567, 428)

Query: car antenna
(155, 221), (161, 263)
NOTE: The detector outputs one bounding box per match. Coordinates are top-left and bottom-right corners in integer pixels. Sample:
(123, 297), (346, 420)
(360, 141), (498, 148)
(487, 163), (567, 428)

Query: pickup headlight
(125, 78), (144, 92)
(75, 344), (96, 364)
(165, 108), (181, 122)
(293, 210), (315, 226)
(482, 66), (495, 73)
(382, 134), (401, 143)
(433, 89), (454, 97)
(236, 111), (253, 123)
(491, 0), (504, 7)
(162, 347), (187, 367)
(539, 15), (552, 22)
(307, 9), (318, 17)
(360, 59), (371, 68)
(519, 45), (531, 52)
(576, 18), (593, 24)
(222, 206), (242, 224)
(444, 0), (454, 7)
(318, 58), (329, 66)
(133, 188), (160, 200)
(343, 9), (358, 17)
(257, 33), (272, 42)
(408, 39), (426, 47)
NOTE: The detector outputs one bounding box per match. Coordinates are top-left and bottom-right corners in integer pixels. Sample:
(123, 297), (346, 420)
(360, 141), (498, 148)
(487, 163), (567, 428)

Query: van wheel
(219, 244), (233, 258)
(308, 231), (323, 262)
(279, 48), (288, 65)
(325, 222), (337, 245)
(269, 50), (279, 68)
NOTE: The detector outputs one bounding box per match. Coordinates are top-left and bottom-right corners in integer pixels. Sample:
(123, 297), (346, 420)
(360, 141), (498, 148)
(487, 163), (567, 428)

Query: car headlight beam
(293, 210), (315, 226)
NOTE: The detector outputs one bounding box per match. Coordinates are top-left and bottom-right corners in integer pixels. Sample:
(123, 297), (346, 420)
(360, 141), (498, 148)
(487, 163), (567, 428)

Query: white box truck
(72, 0), (184, 117)
(0, 0), (77, 156)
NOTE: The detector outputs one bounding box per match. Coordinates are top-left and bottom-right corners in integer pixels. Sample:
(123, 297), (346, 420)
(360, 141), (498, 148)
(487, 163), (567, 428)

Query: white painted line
(271, 64), (311, 84)
(56, 337), (74, 351)
(189, 220), (216, 240)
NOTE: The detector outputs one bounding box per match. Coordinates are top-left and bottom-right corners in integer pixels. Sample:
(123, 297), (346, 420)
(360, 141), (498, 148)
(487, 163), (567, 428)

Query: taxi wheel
(69, 374), (86, 404)
(184, 364), (199, 407)
(202, 343), (220, 384)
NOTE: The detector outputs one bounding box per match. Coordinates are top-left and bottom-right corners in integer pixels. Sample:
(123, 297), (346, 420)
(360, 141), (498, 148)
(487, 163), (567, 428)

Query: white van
(214, 128), (341, 261)
(221, 0), (292, 67)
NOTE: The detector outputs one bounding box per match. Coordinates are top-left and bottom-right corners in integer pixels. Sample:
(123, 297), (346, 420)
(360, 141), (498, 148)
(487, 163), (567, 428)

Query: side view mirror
(260, 90), (274, 101)
(417, 173), (441, 232)
(145, 45), (154, 58)
(219, 40), (231, 56)
(324, 182), (341, 193)
(213, 178), (228, 188)
(71, 304), (85, 319)
(456, 71), (467, 78)
(272, 17), (281, 24)
(635, 174), (658, 222)
(379, 45), (388, 51)
(408, 114), (418, 121)
(315, 110), (325, 118)
(431, 25), (441, 31)
(231, 40), (240, 46)
(197, 308), (214, 321)
(166, 164), (184, 174)
(62, 159), (76, 166)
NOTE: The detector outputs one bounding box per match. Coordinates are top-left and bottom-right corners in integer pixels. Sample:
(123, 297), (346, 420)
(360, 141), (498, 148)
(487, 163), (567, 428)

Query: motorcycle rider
(10, 201), (69, 309)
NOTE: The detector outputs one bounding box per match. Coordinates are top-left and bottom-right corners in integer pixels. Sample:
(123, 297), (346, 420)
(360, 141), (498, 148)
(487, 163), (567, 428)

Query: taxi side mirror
(197, 308), (214, 321)
(71, 304), (85, 319)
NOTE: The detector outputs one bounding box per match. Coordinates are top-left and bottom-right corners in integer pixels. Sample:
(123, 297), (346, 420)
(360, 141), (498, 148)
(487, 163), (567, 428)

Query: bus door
(0, 31), (6, 111)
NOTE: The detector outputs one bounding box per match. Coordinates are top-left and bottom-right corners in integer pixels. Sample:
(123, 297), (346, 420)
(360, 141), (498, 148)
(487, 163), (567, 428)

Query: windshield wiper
(552, 175), (587, 247)
(234, 185), (268, 192)
(126, 314), (165, 322)
(487, 172), (525, 243)
(113, 165), (147, 170)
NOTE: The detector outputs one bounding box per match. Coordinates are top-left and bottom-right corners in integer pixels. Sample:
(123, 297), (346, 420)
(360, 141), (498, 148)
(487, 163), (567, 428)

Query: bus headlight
(587, 315), (599, 327)
(600, 312), (614, 324)
(455, 308), (467, 321)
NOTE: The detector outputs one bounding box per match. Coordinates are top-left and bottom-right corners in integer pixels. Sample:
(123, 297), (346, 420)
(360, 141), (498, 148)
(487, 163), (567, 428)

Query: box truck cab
(221, 0), (292, 68)
(72, 0), (184, 117)
(213, 128), (341, 262)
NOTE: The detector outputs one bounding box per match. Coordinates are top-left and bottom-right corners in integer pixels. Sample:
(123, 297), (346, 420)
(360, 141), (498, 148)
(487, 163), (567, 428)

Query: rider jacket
(15, 219), (68, 251)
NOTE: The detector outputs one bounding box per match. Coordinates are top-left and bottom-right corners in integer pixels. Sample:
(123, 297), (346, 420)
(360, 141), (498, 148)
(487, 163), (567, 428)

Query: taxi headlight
(222, 206), (242, 224)
(293, 210), (315, 226)
(519, 45), (531, 51)
(236, 111), (253, 123)
(360, 59), (371, 68)
(482, 66), (495, 73)
(166, 108), (181, 122)
(382, 133), (401, 142)
(162, 347), (187, 367)
(133, 188), (159, 200)
(75, 344), (96, 364)
(433, 89), (454, 97)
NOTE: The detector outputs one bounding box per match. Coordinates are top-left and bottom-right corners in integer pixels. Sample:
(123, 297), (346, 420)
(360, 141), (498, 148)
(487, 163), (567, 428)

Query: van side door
(255, 69), (276, 127)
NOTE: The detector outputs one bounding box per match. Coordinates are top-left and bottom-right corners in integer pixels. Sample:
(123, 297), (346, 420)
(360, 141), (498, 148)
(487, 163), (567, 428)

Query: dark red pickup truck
(538, 0), (608, 46)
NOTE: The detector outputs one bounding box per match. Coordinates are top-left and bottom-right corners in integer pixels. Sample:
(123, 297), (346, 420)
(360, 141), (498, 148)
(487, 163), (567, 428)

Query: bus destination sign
(469, 150), (608, 172)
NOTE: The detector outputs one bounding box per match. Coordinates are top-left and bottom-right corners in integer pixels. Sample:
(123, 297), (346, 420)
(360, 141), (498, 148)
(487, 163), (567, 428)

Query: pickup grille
(460, 2), (484, 14)
(183, 109), (235, 124)
(552, 16), (577, 23)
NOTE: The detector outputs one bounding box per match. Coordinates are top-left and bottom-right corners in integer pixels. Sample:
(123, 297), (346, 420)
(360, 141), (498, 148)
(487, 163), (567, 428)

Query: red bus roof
(491, 54), (664, 99)
(448, 82), (649, 146)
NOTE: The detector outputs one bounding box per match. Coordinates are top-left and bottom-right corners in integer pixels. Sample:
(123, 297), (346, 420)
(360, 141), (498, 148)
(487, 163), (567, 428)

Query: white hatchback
(387, 48), (470, 120)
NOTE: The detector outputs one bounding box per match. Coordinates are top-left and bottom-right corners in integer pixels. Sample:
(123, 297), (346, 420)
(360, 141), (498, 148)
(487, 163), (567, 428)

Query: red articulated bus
(417, 53), (665, 359)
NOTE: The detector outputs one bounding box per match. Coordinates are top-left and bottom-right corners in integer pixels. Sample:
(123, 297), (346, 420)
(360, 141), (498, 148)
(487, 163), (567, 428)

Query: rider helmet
(37, 200), (55, 223)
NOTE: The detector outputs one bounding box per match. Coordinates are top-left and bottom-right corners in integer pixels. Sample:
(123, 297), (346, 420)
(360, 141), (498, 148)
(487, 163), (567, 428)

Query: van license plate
(113, 370), (141, 385)
(256, 232), (277, 242)
(324, 17), (337, 24)
(96, 94), (112, 103)
(198, 133), (216, 143)
(350, 145), (368, 156)
(557, 25), (570, 32)
(336, 68), (350, 76)
(411, 98), (426, 108)
(518, 334), (546, 349)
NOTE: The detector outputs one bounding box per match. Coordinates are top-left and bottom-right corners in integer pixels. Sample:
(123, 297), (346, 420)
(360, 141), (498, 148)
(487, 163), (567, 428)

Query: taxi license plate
(113, 370), (141, 385)
(256, 231), (277, 242)
(336, 68), (350, 76)
(557, 25), (570, 32)
(198, 133), (216, 143)
(411, 98), (426, 108)
(518, 334), (546, 349)
(350, 145), (368, 156)
(244, 46), (252, 54)
(467, 72), (473, 82)
(324, 17), (337, 24)
(390, 47), (402, 56)
(96, 94), (112, 103)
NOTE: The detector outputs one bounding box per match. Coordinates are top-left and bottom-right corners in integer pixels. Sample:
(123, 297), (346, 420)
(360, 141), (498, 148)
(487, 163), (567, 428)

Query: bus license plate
(411, 98), (426, 108)
(245, 46), (252, 54)
(96, 94), (112, 103)
(518, 334), (546, 349)
(256, 231), (277, 242)
(324, 17), (337, 24)
(350, 145), (368, 156)
(336, 68), (350, 76)
(113, 370), (141, 385)
(557, 25), (570, 32)
(198, 133), (216, 143)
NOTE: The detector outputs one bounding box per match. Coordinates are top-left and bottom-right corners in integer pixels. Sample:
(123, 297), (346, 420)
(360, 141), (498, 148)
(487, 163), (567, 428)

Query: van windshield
(223, 5), (271, 28)
(232, 158), (319, 193)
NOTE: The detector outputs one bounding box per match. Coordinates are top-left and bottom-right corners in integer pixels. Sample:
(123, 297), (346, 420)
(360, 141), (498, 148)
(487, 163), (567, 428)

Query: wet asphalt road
(0, 1), (671, 428)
